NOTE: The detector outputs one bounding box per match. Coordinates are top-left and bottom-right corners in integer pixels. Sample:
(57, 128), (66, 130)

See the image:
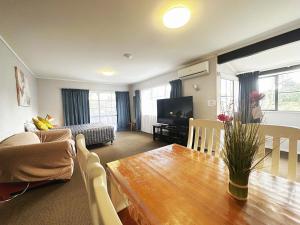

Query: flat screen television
(157, 96), (193, 126)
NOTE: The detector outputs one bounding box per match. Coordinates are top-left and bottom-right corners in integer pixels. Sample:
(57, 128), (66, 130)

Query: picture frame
(15, 66), (31, 106)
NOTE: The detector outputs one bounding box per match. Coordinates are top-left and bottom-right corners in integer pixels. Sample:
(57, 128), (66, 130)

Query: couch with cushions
(0, 129), (75, 183)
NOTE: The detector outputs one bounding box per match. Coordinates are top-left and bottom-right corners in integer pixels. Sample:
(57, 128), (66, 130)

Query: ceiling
(219, 40), (300, 75)
(1, 0), (300, 84)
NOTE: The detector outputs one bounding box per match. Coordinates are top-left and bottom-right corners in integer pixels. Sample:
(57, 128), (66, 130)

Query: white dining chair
(76, 134), (122, 225)
(76, 134), (101, 189)
(187, 118), (224, 156)
(259, 124), (300, 181)
(87, 162), (123, 225)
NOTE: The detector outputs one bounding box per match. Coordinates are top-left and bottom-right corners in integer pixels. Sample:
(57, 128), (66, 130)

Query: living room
(1, 1), (300, 225)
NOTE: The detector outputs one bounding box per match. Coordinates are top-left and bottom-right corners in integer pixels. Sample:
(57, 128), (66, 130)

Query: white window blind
(89, 91), (117, 129)
(141, 84), (171, 133)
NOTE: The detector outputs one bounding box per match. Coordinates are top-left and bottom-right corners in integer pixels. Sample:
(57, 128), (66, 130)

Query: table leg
(153, 126), (155, 140)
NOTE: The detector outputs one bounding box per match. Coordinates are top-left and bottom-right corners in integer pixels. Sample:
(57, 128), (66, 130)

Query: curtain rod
(259, 64), (300, 76)
(236, 63), (300, 77)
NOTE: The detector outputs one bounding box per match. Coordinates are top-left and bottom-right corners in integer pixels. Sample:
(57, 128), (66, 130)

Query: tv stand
(153, 124), (188, 145)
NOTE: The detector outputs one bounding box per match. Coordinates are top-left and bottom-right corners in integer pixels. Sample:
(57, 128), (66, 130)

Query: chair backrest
(187, 118), (224, 156)
(76, 134), (101, 190)
(87, 162), (122, 225)
(76, 134), (119, 225)
(259, 124), (300, 181)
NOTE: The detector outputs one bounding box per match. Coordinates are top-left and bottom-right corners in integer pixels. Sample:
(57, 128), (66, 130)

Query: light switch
(208, 99), (216, 107)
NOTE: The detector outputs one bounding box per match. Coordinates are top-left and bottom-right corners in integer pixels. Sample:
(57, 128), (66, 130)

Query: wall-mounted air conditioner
(178, 61), (209, 80)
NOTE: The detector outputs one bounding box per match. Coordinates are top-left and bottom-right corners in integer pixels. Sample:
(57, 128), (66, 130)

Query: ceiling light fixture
(102, 71), (115, 76)
(163, 6), (191, 29)
(97, 68), (115, 76)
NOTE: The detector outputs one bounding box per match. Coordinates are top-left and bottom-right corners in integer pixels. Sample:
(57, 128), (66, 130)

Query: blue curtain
(62, 89), (90, 126)
(115, 91), (131, 131)
(170, 79), (182, 98)
(135, 90), (141, 131)
(238, 71), (259, 123)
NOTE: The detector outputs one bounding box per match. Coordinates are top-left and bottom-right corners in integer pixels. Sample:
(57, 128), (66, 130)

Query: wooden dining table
(107, 144), (300, 225)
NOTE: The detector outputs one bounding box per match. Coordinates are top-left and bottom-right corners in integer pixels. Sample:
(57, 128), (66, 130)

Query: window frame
(220, 78), (236, 113)
(89, 91), (117, 126)
(259, 70), (300, 112)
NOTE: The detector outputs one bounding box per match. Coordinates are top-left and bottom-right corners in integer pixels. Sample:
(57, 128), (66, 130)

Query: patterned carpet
(0, 131), (167, 225)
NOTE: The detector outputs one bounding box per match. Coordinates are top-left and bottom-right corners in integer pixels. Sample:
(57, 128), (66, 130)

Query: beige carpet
(0, 131), (167, 225)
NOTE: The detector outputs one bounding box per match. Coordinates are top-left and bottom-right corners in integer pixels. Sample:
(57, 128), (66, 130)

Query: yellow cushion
(32, 118), (49, 131)
(37, 116), (54, 129)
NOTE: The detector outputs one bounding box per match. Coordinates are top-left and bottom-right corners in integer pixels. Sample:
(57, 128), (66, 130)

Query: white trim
(35, 75), (130, 86)
(0, 35), (35, 76)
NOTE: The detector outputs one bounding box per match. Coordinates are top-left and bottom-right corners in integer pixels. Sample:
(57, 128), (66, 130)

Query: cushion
(0, 132), (41, 147)
(32, 118), (48, 131)
(24, 121), (39, 132)
(37, 116), (54, 129)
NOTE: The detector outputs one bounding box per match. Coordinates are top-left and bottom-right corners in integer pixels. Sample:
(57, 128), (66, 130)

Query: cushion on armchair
(32, 117), (48, 131)
(24, 121), (39, 132)
(37, 116), (54, 129)
(0, 132), (40, 147)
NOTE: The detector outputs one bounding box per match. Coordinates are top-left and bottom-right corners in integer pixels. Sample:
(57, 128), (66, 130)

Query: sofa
(0, 129), (75, 183)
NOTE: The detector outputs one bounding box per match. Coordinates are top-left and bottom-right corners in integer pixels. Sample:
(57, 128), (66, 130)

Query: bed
(63, 123), (115, 146)
(25, 122), (115, 146)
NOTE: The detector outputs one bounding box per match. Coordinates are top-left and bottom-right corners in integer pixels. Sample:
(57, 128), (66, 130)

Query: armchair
(0, 129), (75, 183)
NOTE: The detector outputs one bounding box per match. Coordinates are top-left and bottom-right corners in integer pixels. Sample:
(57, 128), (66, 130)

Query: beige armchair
(0, 129), (75, 183)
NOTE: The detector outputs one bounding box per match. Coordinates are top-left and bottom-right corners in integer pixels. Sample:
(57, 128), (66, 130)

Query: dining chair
(76, 134), (135, 225)
(259, 124), (300, 181)
(76, 134), (101, 189)
(187, 118), (224, 156)
(76, 134), (104, 225)
(87, 162), (123, 225)
(76, 134), (122, 225)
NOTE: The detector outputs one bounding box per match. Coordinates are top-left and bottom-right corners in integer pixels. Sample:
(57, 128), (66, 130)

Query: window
(259, 70), (300, 111)
(220, 79), (234, 113)
(89, 91), (117, 128)
(141, 84), (171, 133)
(259, 76), (276, 110)
(278, 72), (300, 111)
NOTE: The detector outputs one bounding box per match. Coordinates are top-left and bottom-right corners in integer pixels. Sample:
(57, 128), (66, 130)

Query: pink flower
(217, 114), (233, 122)
(250, 91), (265, 102)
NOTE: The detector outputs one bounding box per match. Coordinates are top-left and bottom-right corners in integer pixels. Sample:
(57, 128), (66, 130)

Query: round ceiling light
(101, 71), (115, 76)
(163, 6), (191, 29)
(97, 68), (115, 76)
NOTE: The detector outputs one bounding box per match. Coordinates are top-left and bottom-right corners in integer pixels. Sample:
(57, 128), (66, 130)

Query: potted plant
(218, 91), (267, 200)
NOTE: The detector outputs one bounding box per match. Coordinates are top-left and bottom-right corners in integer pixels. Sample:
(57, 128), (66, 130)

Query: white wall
(263, 111), (300, 128)
(129, 56), (219, 124)
(37, 78), (128, 126)
(0, 38), (38, 140)
(263, 111), (300, 153)
(183, 57), (219, 120)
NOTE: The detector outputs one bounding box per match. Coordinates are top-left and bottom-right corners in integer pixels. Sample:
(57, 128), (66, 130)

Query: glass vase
(228, 173), (249, 201)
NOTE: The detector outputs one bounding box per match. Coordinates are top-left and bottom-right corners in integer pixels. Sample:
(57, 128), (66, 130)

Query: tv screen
(157, 96), (193, 126)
